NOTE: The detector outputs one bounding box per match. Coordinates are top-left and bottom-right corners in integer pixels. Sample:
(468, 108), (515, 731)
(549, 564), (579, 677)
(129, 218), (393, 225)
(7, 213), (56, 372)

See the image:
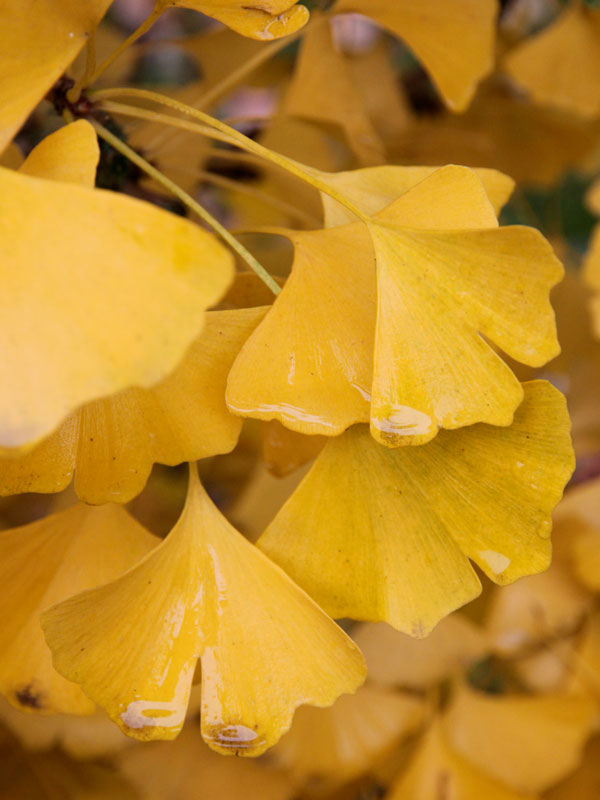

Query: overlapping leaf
(258, 381), (573, 635)
(0, 308), (267, 504)
(228, 166), (562, 445)
(0, 504), (157, 715)
(0, 165), (233, 449)
(42, 467), (366, 754)
(332, 0), (497, 111)
(155, 0), (309, 40)
(505, 2), (600, 118)
(0, 0), (112, 153)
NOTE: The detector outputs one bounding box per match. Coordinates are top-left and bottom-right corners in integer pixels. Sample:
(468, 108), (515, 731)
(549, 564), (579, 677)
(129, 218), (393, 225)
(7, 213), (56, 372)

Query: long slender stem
(91, 120), (281, 296)
(98, 100), (240, 148)
(192, 31), (301, 112)
(83, 6), (163, 91)
(91, 87), (370, 222)
(67, 29), (98, 103)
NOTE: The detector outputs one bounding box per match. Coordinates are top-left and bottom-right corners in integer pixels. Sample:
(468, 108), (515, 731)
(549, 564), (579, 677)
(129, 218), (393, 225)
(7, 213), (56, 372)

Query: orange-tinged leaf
(445, 685), (597, 794)
(0, 167), (233, 449)
(388, 720), (535, 800)
(319, 164), (515, 228)
(505, 2), (600, 119)
(354, 614), (488, 689)
(0, 0), (112, 153)
(333, 0), (497, 111)
(19, 122), (99, 187)
(158, 0), (309, 40)
(269, 686), (424, 793)
(41, 467), (366, 754)
(0, 308), (267, 504)
(259, 381), (573, 635)
(0, 504), (157, 715)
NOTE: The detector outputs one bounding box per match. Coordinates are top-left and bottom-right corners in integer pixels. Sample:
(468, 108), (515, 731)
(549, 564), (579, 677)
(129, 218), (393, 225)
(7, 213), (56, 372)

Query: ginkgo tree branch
(91, 120), (281, 296)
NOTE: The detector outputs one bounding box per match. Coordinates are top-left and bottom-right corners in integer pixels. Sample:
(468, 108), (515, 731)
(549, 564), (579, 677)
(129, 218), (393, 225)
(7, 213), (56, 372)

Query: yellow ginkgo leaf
(570, 517), (600, 593)
(226, 222), (375, 437)
(283, 16), (386, 165)
(0, 308), (267, 504)
(367, 170), (561, 445)
(318, 164), (515, 227)
(392, 83), (600, 186)
(333, 0), (497, 111)
(269, 686), (424, 793)
(118, 724), (293, 800)
(0, 142), (23, 169)
(41, 466), (366, 754)
(582, 223), (600, 339)
(0, 503), (158, 715)
(259, 381), (574, 635)
(0, 0), (112, 153)
(504, 2), (600, 119)
(0, 167), (233, 449)
(444, 685), (596, 794)
(485, 518), (592, 655)
(19, 121), (99, 187)
(228, 167), (562, 444)
(388, 720), (535, 800)
(158, 0), (309, 41)
(353, 614), (488, 689)
(262, 421), (326, 478)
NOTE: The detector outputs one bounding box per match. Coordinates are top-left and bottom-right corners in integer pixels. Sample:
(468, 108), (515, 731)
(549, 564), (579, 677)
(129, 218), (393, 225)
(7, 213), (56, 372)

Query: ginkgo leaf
(228, 167), (562, 444)
(258, 381), (574, 635)
(485, 518), (592, 655)
(570, 517), (600, 592)
(157, 0), (309, 41)
(445, 685), (597, 794)
(388, 720), (535, 800)
(332, 0), (497, 111)
(0, 504), (158, 715)
(0, 142), (23, 169)
(318, 164), (515, 227)
(392, 83), (600, 186)
(0, 0), (112, 153)
(262, 421), (325, 478)
(19, 121), (99, 187)
(226, 223), (375, 437)
(41, 466), (366, 754)
(582, 224), (600, 339)
(353, 614), (488, 689)
(283, 15), (386, 165)
(504, 2), (600, 119)
(0, 167), (233, 449)
(269, 686), (424, 793)
(367, 170), (561, 445)
(118, 724), (292, 800)
(0, 308), (267, 504)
